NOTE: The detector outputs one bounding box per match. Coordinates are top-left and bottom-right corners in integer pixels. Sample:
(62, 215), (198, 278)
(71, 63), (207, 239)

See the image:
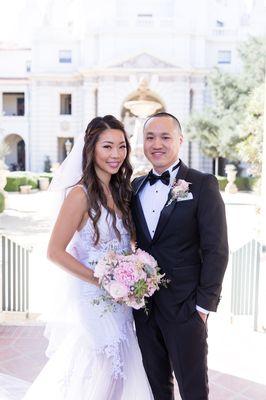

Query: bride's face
(94, 129), (127, 178)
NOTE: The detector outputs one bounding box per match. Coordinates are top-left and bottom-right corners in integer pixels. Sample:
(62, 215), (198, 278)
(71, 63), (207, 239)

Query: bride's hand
(91, 276), (101, 288)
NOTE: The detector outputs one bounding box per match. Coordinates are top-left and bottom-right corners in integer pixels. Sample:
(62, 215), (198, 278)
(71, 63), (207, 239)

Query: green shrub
(4, 176), (28, 191)
(4, 173), (39, 191)
(26, 177), (38, 189)
(235, 177), (259, 191)
(0, 192), (5, 213)
(216, 176), (227, 191)
(216, 175), (259, 191)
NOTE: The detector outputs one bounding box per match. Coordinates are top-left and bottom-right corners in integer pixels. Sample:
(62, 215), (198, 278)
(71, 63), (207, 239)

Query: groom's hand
(197, 311), (208, 323)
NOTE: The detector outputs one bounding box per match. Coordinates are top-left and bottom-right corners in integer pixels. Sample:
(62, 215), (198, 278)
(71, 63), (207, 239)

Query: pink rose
(146, 279), (157, 296)
(135, 249), (157, 268)
(127, 298), (145, 309)
(175, 179), (190, 192)
(113, 263), (139, 286)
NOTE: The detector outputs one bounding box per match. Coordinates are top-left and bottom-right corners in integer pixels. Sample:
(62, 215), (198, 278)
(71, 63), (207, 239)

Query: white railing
(1, 235), (31, 313)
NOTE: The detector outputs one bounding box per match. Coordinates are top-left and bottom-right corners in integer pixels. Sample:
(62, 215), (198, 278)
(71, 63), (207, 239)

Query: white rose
(108, 282), (128, 300)
(94, 262), (107, 279)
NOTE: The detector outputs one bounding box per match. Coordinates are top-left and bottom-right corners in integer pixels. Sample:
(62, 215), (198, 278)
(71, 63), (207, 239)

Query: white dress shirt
(139, 160), (178, 239)
(139, 159), (209, 316)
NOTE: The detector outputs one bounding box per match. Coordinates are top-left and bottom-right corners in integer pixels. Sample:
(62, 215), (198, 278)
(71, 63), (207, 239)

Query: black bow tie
(147, 161), (181, 186)
(148, 170), (170, 186)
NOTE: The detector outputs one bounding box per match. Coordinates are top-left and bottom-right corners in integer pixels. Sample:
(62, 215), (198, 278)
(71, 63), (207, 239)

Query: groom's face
(143, 116), (183, 174)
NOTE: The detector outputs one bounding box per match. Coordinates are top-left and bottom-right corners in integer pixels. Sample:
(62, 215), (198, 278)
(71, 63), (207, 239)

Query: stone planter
(38, 177), (50, 191)
(225, 164), (238, 194)
(20, 185), (32, 194)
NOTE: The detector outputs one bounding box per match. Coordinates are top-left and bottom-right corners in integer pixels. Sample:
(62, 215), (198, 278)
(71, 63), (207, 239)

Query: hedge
(0, 192), (5, 213)
(5, 174), (39, 191)
(5, 176), (27, 191)
(216, 176), (227, 191)
(216, 176), (259, 191)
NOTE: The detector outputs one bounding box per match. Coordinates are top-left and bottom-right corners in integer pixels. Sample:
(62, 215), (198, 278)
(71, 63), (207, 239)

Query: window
(218, 50), (231, 64)
(60, 94), (72, 115)
(137, 13), (153, 24)
(59, 50), (72, 63)
(2, 93), (25, 116)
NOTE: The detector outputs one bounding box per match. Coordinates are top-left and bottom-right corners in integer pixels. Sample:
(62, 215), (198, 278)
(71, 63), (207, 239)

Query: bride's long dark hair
(81, 115), (135, 245)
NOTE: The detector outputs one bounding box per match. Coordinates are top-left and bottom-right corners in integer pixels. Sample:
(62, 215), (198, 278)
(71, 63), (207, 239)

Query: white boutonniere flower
(166, 179), (192, 206)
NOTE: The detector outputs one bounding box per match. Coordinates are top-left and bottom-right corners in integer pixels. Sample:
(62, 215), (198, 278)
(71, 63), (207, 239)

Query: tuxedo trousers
(134, 305), (209, 400)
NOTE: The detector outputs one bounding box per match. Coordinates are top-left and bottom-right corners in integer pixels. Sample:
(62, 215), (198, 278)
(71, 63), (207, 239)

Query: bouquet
(93, 249), (165, 311)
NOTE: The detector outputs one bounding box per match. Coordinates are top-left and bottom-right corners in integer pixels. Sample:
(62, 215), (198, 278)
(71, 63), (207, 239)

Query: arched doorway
(121, 87), (165, 138)
(121, 79), (165, 171)
(4, 134), (26, 171)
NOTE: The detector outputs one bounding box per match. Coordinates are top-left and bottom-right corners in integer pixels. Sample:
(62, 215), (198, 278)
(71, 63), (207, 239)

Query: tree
(236, 84), (264, 175)
(187, 36), (266, 176)
(187, 68), (248, 173)
(238, 36), (266, 87)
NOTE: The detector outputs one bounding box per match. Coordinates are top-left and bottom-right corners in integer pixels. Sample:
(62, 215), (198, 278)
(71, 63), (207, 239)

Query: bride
(0, 115), (154, 399)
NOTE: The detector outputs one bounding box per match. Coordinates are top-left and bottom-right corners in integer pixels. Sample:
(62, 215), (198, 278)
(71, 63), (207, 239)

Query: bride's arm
(47, 186), (99, 286)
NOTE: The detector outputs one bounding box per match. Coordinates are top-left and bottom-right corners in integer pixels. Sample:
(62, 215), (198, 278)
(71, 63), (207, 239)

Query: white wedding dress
(0, 198), (154, 400)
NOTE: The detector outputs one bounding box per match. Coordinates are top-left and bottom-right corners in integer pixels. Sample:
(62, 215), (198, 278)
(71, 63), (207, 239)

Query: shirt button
(152, 210), (155, 212)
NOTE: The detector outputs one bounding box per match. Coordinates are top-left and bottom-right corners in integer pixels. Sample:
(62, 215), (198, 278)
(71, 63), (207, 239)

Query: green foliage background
(187, 36), (266, 175)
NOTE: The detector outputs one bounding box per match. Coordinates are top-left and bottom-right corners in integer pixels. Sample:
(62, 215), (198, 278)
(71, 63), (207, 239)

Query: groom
(132, 112), (228, 400)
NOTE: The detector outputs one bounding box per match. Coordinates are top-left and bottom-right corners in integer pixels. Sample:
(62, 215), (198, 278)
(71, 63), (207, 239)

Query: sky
(0, 0), (255, 46)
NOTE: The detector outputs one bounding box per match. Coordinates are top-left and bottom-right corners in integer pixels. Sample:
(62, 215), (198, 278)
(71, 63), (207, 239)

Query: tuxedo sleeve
(196, 174), (229, 311)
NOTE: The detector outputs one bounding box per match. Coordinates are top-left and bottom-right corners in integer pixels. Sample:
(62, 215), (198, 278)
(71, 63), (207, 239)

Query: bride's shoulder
(65, 185), (88, 205)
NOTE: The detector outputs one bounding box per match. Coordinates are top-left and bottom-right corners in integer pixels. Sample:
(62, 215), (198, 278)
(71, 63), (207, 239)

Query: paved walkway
(0, 323), (265, 399)
(0, 191), (266, 398)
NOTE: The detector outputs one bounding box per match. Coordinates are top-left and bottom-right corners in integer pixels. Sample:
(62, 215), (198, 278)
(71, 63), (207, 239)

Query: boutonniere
(166, 179), (192, 206)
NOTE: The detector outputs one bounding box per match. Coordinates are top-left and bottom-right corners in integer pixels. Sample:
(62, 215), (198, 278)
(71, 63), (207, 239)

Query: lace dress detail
(0, 192), (154, 400)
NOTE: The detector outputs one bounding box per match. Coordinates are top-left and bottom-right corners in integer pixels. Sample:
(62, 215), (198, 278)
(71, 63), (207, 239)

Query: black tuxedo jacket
(132, 161), (229, 321)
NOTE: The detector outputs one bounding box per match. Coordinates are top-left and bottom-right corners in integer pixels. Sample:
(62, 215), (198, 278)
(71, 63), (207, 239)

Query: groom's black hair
(143, 112), (182, 134)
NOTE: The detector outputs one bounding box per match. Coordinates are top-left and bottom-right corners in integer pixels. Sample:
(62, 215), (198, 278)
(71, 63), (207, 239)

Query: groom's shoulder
(131, 174), (147, 192)
(188, 167), (210, 180)
(187, 167), (218, 187)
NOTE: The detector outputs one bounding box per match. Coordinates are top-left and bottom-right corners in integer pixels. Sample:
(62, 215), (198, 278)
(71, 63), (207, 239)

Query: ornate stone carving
(111, 53), (178, 69)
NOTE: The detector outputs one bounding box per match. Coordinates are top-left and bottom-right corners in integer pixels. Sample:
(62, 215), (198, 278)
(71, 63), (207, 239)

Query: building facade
(0, 0), (265, 172)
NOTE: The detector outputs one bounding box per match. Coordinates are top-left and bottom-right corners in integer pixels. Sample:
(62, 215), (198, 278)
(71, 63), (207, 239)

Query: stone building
(0, 0), (265, 172)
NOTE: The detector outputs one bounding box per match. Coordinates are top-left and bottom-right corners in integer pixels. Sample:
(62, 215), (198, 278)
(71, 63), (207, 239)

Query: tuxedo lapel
(132, 175), (152, 242)
(152, 161), (189, 243)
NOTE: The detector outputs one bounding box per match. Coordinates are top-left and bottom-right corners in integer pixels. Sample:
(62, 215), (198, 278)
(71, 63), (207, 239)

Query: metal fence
(1, 235), (31, 313)
(231, 239), (261, 330)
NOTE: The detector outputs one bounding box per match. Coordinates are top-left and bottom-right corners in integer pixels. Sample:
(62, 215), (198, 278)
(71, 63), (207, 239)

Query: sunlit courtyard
(0, 190), (265, 399)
